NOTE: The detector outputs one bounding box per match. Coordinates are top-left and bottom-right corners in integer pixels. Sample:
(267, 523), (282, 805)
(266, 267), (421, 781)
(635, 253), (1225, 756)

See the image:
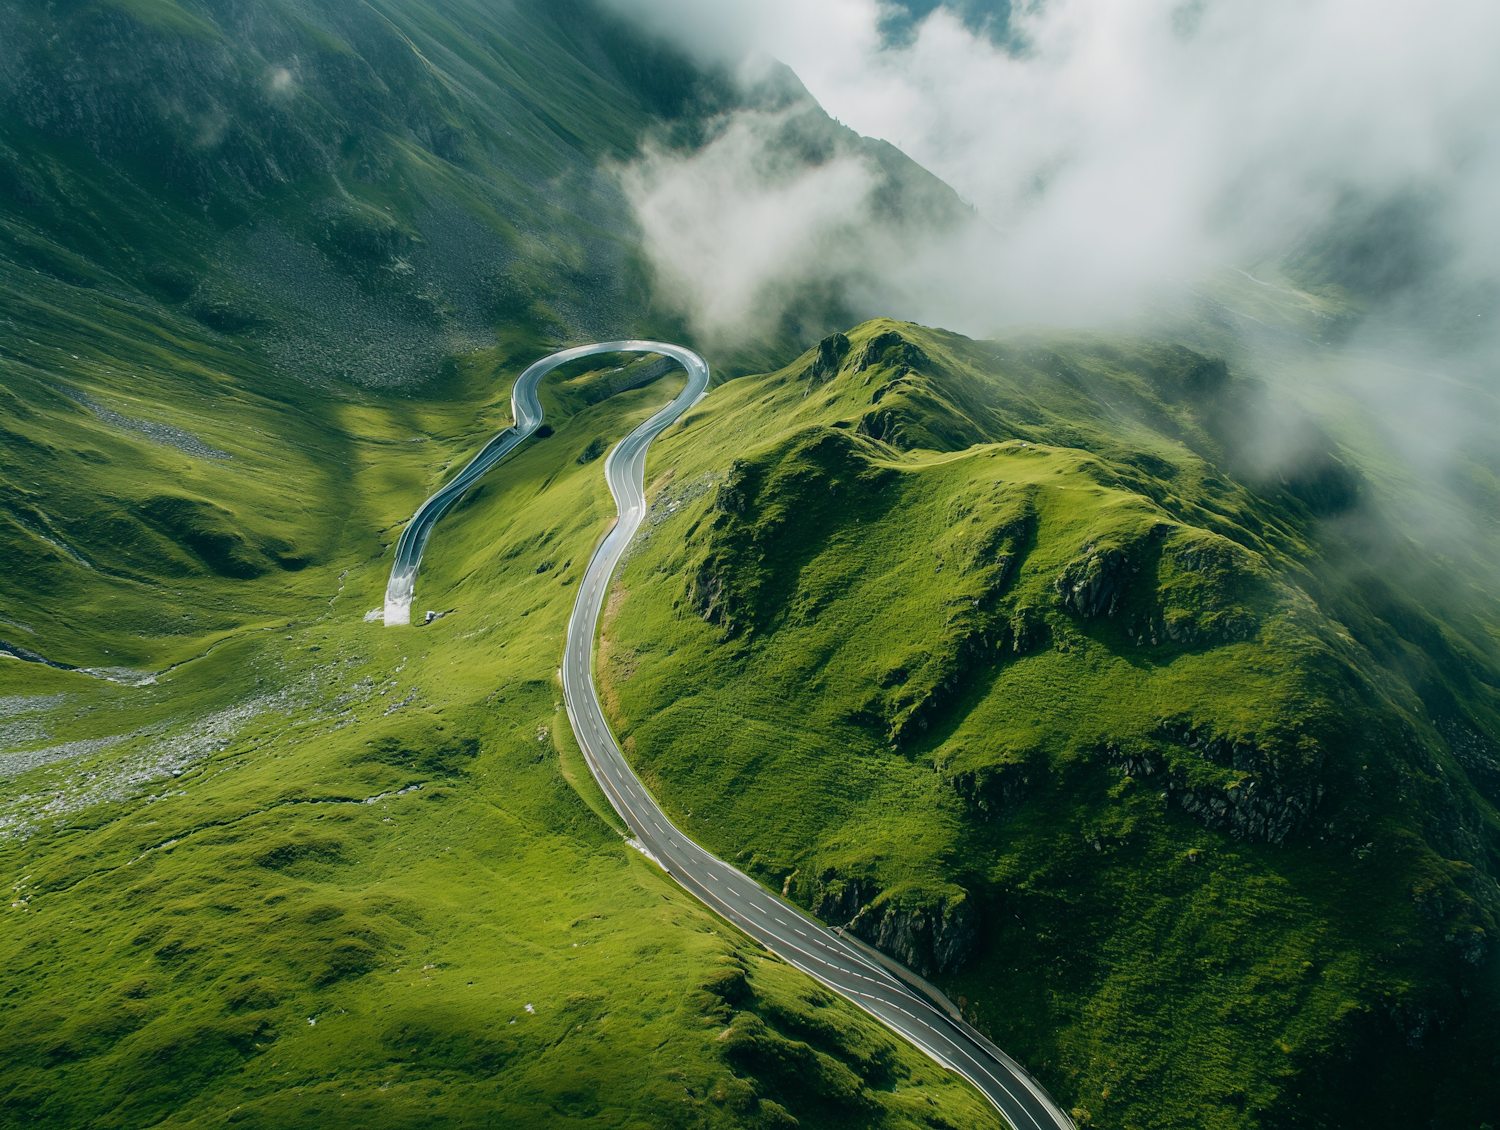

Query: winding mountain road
(385, 341), (1073, 1130)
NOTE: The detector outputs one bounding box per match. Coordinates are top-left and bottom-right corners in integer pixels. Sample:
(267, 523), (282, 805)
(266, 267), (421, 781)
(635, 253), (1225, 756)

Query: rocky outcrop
(944, 761), (1029, 823)
(684, 460), (756, 631)
(1412, 877), (1492, 968)
(1439, 718), (1500, 806)
(686, 558), (731, 628)
(1109, 725), (1323, 845)
(809, 332), (850, 386)
(1057, 525), (1266, 645)
(575, 355), (680, 406)
(1009, 604), (1047, 652)
(811, 876), (872, 927)
(1173, 777), (1319, 845)
(852, 330), (929, 374)
(1055, 543), (1136, 618)
(712, 459), (754, 516)
(848, 893), (978, 978)
(1153, 531), (1266, 644)
(807, 875), (978, 977)
(855, 408), (902, 446)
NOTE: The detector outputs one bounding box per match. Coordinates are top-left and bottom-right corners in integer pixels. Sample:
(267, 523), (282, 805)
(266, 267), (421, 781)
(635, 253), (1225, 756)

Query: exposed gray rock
(811, 875), (872, 926)
(807, 874), (978, 977)
(686, 559), (730, 628)
(0, 694), (65, 719)
(809, 331), (850, 386)
(1055, 543), (1135, 618)
(847, 893), (978, 978)
(1173, 778), (1319, 845)
(1108, 725), (1323, 845)
(50, 384), (232, 461)
(1154, 607), (1259, 645)
(1439, 718), (1500, 806)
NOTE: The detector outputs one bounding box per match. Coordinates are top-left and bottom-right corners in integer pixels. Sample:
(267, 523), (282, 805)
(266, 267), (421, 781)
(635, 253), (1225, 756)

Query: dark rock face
(847, 894), (978, 978)
(1173, 777), (1319, 845)
(811, 876), (872, 927)
(1110, 725), (1324, 845)
(944, 761), (1029, 823)
(1412, 876), (1492, 968)
(1387, 1004), (1447, 1051)
(853, 330), (929, 374)
(1055, 543), (1135, 618)
(713, 459), (754, 516)
(808, 875), (977, 977)
(686, 559), (730, 627)
(809, 332), (850, 385)
(1057, 526), (1266, 645)
(1008, 604), (1047, 652)
(855, 408), (900, 446)
(1440, 718), (1500, 806)
(686, 460), (754, 629)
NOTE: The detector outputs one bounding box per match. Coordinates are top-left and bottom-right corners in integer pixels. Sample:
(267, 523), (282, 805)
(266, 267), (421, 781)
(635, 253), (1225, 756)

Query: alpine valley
(0, 2), (1497, 1129)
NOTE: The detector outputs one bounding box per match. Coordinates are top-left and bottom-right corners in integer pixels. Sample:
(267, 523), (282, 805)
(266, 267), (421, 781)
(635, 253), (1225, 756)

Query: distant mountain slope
(0, 0), (970, 669)
(0, 0), (969, 386)
(602, 318), (1500, 1129)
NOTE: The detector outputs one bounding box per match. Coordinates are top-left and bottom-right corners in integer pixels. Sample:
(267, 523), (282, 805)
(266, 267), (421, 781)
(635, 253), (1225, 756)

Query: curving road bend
(384, 340), (701, 625)
(385, 341), (1074, 1130)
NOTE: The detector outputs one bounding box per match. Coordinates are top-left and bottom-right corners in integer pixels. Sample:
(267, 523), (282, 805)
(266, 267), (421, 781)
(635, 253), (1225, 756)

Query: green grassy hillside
(4, 1), (1498, 1128)
(0, 350), (1005, 1129)
(0, 1), (999, 1126)
(600, 319), (1500, 1130)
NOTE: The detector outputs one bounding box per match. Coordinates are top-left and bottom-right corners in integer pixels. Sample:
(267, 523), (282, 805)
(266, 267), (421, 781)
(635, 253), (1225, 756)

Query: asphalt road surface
(383, 340), (693, 625)
(385, 341), (1074, 1130)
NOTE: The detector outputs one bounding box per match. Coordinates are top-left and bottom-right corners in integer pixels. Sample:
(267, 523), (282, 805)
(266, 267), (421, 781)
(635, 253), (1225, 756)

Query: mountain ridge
(600, 316), (1500, 1129)
(1, 2), (1497, 1128)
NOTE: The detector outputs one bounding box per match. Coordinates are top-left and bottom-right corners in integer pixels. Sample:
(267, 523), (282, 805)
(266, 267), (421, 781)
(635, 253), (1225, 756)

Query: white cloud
(608, 0), (1500, 338)
(619, 109), (879, 346)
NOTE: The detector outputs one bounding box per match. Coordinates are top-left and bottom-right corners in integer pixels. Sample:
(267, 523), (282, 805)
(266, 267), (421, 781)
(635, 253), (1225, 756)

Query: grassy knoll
(600, 319), (1500, 1130)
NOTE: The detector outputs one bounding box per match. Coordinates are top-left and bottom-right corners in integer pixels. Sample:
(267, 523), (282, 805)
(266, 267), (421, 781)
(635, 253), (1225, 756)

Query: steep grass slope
(601, 319), (1500, 1130)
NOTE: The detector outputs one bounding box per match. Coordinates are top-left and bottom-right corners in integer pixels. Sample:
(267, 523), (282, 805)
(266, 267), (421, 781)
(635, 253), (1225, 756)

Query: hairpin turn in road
(384, 340), (1075, 1130)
